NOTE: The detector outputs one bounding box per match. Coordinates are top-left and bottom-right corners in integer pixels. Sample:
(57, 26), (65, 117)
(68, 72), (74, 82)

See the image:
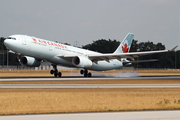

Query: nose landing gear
(80, 69), (92, 77)
(50, 64), (62, 77)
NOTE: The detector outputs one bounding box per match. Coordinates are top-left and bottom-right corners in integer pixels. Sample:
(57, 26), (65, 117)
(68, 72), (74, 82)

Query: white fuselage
(4, 35), (123, 71)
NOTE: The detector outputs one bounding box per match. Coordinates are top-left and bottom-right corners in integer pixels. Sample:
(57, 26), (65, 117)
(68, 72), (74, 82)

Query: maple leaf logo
(122, 43), (129, 53)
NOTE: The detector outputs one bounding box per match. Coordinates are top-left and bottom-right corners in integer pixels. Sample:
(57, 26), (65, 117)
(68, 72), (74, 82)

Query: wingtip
(170, 45), (178, 51)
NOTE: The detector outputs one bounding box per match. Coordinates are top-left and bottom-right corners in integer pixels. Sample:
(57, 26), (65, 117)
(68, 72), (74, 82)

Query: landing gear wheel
(58, 72), (62, 77)
(81, 69), (92, 77)
(80, 70), (84, 74)
(51, 64), (62, 77)
(84, 69), (88, 77)
(50, 70), (54, 74)
(88, 72), (92, 77)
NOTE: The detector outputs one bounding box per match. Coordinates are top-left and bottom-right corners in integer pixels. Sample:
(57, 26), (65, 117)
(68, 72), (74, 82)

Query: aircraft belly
(88, 60), (123, 71)
(48, 56), (74, 67)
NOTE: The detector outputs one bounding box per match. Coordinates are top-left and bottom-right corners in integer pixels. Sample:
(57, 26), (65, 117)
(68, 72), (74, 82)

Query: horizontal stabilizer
(123, 59), (158, 64)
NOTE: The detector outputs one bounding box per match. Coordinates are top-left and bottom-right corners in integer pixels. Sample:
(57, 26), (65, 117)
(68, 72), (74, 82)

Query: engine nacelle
(20, 56), (41, 67)
(72, 56), (93, 68)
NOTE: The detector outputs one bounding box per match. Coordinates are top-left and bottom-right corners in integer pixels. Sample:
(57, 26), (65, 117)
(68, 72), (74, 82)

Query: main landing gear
(50, 64), (62, 77)
(80, 69), (92, 77)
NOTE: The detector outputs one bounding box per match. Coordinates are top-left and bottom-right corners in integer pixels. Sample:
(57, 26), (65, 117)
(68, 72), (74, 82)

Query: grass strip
(0, 88), (180, 115)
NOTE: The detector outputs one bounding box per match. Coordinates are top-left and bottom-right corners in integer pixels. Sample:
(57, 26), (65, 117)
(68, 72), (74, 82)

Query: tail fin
(113, 33), (134, 54)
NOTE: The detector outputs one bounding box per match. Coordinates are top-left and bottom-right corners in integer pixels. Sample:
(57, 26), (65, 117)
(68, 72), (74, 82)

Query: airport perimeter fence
(0, 65), (79, 71)
(0, 65), (179, 71)
(0, 65), (36, 70)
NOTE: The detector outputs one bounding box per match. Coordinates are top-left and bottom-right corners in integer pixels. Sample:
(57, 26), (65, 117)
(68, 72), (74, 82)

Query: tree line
(82, 39), (180, 69)
(0, 37), (179, 69)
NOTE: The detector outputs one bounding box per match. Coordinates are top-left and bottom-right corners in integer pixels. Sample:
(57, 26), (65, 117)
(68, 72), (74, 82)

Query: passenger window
(6, 37), (16, 40)
(7, 37), (12, 39)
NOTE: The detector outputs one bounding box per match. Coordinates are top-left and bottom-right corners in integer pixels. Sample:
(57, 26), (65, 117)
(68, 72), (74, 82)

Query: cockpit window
(6, 37), (16, 40)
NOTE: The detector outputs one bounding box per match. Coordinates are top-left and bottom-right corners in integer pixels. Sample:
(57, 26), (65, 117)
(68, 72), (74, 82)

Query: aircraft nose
(4, 39), (10, 47)
(4, 39), (13, 49)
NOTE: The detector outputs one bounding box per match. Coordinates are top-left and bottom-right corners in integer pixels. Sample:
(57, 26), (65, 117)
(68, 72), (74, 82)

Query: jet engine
(20, 56), (41, 67)
(72, 56), (93, 68)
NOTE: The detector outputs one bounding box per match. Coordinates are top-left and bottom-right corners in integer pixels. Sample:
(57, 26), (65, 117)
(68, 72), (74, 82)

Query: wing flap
(123, 59), (158, 64)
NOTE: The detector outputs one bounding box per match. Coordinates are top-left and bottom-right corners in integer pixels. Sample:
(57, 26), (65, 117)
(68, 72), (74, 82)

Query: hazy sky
(0, 0), (179, 50)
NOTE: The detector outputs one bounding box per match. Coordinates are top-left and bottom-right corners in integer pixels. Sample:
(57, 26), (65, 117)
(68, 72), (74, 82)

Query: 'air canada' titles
(32, 37), (68, 49)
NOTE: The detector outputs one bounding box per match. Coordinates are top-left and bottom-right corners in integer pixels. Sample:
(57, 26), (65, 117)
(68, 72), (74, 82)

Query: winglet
(170, 45), (178, 51)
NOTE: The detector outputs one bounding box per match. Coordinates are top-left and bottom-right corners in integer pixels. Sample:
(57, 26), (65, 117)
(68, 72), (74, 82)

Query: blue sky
(0, 0), (179, 49)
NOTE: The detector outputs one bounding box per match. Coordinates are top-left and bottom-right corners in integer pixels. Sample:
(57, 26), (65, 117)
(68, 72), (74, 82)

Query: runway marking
(0, 76), (180, 82)
(1, 84), (180, 89)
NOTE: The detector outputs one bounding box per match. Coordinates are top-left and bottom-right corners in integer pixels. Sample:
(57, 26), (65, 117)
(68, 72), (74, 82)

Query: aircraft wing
(87, 49), (169, 63)
(89, 45), (177, 62)
(57, 46), (177, 63)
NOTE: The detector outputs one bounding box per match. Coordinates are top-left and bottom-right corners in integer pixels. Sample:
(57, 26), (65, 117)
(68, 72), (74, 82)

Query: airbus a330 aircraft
(4, 33), (177, 77)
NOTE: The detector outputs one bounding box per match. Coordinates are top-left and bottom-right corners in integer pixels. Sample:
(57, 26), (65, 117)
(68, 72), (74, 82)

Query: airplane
(3, 33), (177, 77)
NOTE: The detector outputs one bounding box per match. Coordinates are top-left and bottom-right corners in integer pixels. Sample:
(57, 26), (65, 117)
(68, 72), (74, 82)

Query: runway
(0, 75), (180, 82)
(1, 84), (180, 89)
(0, 75), (180, 89)
(1, 110), (180, 120)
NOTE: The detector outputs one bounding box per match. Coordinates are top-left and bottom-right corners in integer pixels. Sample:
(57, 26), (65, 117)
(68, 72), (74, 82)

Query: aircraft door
(22, 37), (26, 45)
